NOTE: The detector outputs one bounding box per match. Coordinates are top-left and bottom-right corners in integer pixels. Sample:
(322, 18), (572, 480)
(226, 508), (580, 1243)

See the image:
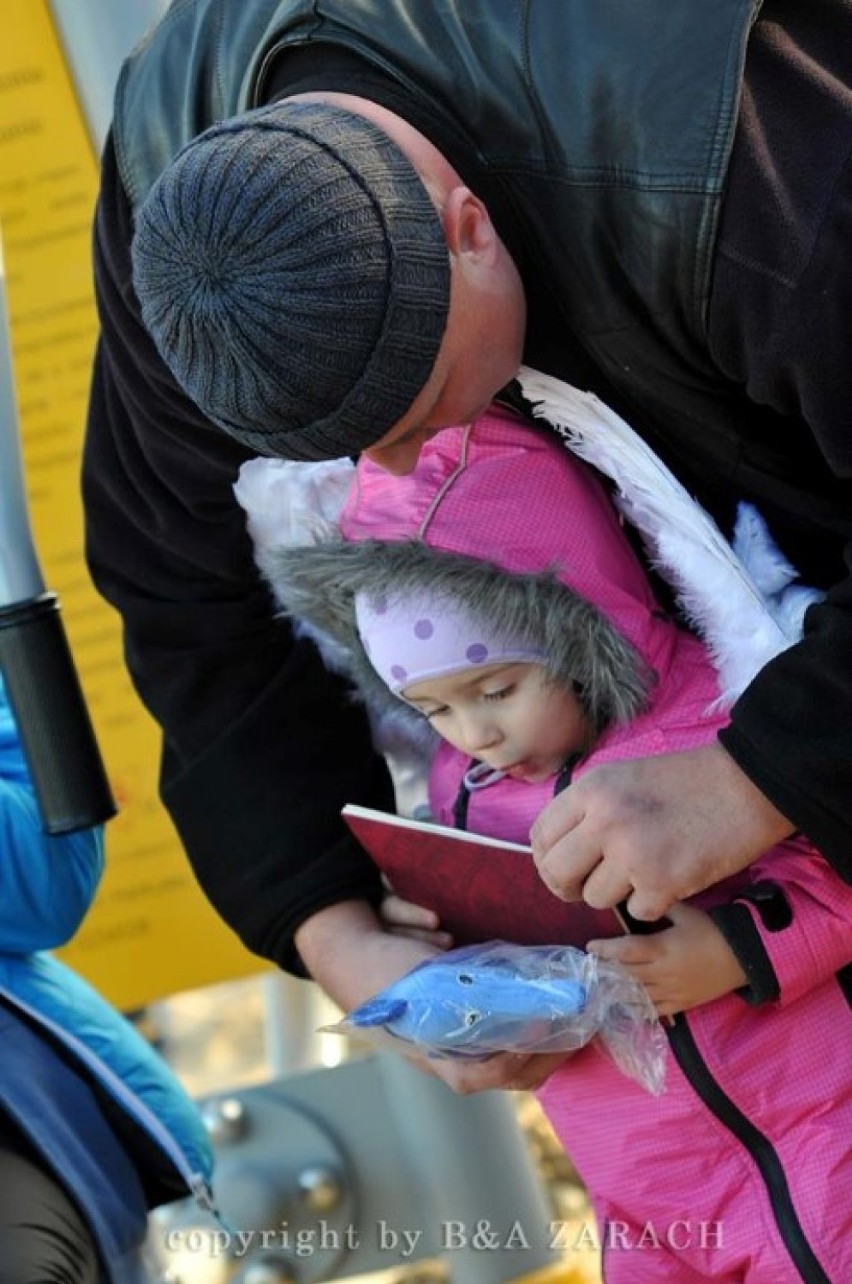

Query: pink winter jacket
(341, 408), (852, 1282)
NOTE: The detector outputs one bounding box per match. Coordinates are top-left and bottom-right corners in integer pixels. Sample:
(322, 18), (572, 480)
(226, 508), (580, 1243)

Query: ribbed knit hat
(131, 101), (451, 461)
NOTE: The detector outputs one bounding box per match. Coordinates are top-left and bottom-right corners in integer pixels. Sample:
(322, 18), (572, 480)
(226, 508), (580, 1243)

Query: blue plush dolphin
(344, 942), (589, 1058)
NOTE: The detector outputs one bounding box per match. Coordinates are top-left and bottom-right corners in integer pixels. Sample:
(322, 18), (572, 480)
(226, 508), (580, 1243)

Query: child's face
(403, 662), (588, 783)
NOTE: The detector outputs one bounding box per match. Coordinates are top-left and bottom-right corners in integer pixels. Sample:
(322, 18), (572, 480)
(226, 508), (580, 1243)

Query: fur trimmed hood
(260, 537), (650, 742)
(252, 407), (677, 747)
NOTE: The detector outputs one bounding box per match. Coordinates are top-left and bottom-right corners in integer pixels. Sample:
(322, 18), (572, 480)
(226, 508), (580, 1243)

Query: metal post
(149, 1053), (566, 1283)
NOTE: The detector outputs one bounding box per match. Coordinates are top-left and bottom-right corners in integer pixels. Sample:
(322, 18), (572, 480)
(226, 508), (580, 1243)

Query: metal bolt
(201, 1096), (248, 1145)
(296, 1164), (343, 1212)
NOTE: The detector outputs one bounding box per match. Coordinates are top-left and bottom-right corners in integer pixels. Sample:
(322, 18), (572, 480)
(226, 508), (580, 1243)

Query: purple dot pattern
(354, 589), (544, 695)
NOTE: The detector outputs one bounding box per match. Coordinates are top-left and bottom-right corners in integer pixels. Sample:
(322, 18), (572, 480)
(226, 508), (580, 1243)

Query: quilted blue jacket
(0, 674), (214, 1278)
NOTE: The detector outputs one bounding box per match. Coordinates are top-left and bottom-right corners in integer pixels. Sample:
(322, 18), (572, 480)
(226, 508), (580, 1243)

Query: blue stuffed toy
(332, 941), (667, 1095)
(340, 942), (590, 1058)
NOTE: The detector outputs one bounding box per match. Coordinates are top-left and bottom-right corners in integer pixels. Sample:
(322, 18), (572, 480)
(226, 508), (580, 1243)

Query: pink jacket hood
(338, 406), (725, 846)
(341, 405), (679, 689)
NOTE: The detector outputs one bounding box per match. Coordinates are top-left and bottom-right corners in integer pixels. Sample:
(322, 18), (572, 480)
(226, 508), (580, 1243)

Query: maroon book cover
(343, 804), (625, 949)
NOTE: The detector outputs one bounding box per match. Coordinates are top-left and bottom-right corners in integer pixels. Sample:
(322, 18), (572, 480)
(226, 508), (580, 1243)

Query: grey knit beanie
(131, 101), (451, 460)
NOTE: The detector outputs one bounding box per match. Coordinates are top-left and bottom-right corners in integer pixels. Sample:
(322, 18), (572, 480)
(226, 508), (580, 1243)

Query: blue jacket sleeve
(0, 677), (104, 951)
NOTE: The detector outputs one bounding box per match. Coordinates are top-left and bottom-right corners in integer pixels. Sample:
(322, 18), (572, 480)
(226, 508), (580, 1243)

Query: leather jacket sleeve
(82, 137), (392, 973)
(708, 3), (852, 876)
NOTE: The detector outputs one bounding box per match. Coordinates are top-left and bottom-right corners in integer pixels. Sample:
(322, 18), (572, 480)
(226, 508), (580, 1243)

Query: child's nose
(460, 715), (502, 755)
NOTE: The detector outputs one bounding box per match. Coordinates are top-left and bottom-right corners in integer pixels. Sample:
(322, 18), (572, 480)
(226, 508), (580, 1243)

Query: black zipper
(667, 1014), (829, 1283)
(451, 759), (476, 830)
(452, 749), (826, 1278)
(558, 752), (826, 1278)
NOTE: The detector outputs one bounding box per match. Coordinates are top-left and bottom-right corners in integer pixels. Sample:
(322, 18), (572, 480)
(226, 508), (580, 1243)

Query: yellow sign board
(0, 1), (269, 1009)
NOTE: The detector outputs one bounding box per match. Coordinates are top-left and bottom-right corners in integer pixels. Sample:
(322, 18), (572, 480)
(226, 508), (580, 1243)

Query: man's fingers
(436, 1051), (571, 1096)
(575, 854), (633, 911)
(495, 1052), (569, 1093)
(536, 824), (673, 919)
(388, 926), (454, 948)
(536, 860), (587, 903)
(380, 894), (440, 930)
(530, 789), (583, 858)
(534, 830), (603, 903)
(625, 885), (677, 922)
(440, 1052), (528, 1095)
(531, 749), (779, 920)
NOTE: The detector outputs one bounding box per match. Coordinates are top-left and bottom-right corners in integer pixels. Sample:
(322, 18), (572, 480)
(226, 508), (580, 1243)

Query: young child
(241, 405), (852, 1282)
(0, 672), (213, 1281)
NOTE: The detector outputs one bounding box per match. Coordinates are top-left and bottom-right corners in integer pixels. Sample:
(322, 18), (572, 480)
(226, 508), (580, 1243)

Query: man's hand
(530, 742), (794, 921)
(587, 902), (747, 1018)
(408, 1048), (575, 1095)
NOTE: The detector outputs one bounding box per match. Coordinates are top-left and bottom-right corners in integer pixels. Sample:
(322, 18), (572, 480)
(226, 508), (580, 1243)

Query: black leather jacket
(84, 0), (852, 971)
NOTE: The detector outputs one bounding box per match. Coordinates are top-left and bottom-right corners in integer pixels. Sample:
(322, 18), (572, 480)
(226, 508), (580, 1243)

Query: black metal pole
(0, 232), (116, 832)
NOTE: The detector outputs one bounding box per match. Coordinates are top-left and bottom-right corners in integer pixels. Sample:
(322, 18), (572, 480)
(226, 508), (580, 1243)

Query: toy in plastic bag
(326, 941), (667, 1095)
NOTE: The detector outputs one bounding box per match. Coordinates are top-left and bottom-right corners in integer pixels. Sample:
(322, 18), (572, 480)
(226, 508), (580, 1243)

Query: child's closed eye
(422, 705), (450, 721)
(482, 685), (514, 703)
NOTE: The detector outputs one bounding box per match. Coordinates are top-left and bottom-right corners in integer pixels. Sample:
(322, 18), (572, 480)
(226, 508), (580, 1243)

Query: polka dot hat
(355, 588), (545, 696)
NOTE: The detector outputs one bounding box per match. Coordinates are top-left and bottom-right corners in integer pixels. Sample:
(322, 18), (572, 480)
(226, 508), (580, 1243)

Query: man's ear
(441, 186), (498, 264)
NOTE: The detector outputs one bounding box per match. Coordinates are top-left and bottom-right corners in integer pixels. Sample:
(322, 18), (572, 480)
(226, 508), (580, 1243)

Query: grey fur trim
(259, 539), (653, 743)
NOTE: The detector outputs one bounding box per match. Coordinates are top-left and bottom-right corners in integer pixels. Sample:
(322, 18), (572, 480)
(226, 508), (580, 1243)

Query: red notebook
(342, 803), (626, 949)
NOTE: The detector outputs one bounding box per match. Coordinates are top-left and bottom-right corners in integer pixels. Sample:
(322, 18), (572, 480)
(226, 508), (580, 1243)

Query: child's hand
(379, 890), (455, 950)
(586, 901), (747, 1018)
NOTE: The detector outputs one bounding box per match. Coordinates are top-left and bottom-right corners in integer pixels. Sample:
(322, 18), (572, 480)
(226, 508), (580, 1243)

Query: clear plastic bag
(326, 940), (667, 1095)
